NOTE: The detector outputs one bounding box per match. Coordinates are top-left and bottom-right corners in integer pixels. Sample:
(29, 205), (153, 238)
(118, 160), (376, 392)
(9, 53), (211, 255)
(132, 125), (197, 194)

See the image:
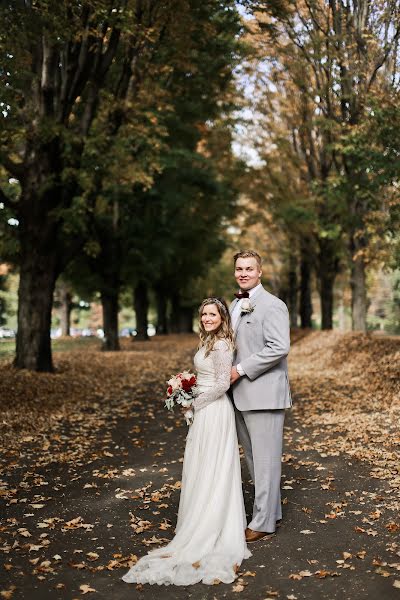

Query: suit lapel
(229, 298), (241, 334)
(235, 305), (247, 334)
(229, 298), (239, 314)
(235, 285), (264, 335)
(250, 285), (264, 303)
(234, 299), (246, 334)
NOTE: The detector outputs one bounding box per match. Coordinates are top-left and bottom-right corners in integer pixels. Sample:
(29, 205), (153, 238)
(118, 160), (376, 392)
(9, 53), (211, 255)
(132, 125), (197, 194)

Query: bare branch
(303, 0), (330, 36)
(97, 26), (121, 80)
(40, 35), (58, 117)
(79, 84), (99, 137)
(367, 25), (400, 92)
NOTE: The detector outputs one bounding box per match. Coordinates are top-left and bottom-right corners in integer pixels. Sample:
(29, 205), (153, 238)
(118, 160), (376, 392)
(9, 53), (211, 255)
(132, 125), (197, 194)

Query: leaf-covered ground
(0, 332), (399, 599)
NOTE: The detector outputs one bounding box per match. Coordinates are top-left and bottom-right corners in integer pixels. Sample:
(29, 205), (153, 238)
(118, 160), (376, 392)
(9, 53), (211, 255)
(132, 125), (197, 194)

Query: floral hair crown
(202, 297), (227, 314)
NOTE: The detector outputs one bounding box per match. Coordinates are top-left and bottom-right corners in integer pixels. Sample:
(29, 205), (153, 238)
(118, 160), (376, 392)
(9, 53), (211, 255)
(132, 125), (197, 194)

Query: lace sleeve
(193, 340), (232, 412)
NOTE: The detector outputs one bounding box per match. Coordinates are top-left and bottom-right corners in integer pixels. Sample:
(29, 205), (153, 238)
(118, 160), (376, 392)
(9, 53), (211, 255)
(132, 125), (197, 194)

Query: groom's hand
(230, 366), (241, 385)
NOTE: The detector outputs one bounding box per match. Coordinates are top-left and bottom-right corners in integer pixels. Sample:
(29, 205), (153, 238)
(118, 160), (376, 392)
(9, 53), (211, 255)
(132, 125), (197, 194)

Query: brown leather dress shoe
(245, 527), (276, 543)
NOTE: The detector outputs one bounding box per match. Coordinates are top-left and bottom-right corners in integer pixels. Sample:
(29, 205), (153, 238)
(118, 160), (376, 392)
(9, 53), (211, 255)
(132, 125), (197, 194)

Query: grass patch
(0, 336), (101, 359)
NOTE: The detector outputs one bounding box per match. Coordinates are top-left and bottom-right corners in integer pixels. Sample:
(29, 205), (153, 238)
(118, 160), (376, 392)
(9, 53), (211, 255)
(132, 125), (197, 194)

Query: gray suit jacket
(230, 286), (292, 411)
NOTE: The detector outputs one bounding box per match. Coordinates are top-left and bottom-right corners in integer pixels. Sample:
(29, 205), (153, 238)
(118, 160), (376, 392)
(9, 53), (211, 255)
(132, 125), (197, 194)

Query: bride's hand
(230, 366), (240, 384)
(180, 406), (194, 425)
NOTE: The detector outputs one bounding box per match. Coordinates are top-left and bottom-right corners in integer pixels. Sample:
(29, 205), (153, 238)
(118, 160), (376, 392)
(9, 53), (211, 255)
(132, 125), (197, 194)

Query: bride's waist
(196, 377), (217, 391)
(196, 379), (230, 395)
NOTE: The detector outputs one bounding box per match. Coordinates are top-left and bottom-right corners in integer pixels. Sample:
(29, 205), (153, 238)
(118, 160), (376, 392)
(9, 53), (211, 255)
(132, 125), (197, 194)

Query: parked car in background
(82, 328), (97, 337)
(70, 328), (83, 337)
(0, 327), (16, 338)
(119, 325), (156, 337)
(120, 327), (136, 337)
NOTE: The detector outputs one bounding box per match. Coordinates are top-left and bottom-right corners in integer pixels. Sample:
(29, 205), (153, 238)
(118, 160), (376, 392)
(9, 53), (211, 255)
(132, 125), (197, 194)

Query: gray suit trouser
(235, 408), (285, 533)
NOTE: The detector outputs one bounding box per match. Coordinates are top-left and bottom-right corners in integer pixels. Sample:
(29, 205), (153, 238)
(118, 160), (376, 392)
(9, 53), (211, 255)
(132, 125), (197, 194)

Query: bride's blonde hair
(198, 297), (235, 357)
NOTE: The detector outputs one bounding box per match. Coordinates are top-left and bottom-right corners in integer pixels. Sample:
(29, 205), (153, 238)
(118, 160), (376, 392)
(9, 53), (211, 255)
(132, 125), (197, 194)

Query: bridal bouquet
(165, 371), (197, 425)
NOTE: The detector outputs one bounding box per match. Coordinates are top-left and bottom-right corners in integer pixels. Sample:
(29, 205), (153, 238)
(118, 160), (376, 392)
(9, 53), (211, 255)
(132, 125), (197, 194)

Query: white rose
(180, 370), (192, 380)
(167, 377), (180, 391)
(241, 298), (251, 311)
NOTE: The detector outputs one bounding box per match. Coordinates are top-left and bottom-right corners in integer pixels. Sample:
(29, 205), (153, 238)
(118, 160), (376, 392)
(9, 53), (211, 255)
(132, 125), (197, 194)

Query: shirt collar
(237, 282), (262, 299)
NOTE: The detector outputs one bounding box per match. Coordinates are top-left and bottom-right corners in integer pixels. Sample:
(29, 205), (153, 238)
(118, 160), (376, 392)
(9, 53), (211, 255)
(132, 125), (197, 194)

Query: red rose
(167, 385), (173, 396)
(181, 378), (193, 392)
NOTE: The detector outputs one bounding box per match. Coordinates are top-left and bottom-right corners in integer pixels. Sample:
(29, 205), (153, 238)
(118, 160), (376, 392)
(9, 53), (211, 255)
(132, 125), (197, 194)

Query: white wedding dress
(122, 339), (251, 586)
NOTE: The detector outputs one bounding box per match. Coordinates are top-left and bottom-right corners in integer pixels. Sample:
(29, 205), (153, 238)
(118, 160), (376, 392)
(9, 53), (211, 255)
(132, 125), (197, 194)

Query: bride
(122, 297), (250, 586)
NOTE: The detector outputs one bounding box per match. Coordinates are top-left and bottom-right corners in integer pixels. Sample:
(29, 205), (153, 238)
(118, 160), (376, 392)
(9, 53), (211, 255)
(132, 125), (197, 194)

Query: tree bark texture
(134, 281), (149, 340)
(169, 292), (181, 334)
(299, 245), (313, 328)
(59, 283), (73, 336)
(15, 248), (58, 372)
(0, 274), (7, 327)
(96, 208), (122, 351)
(350, 235), (367, 332)
(168, 293), (194, 333)
(14, 138), (80, 370)
(154, 284), (168, 335)
(288, 253), (298, 328)
(101, 289), (120, 351)
(319, 272), (334, 330)
(317, 238), (339, 330)
(179, 307), (194, 333)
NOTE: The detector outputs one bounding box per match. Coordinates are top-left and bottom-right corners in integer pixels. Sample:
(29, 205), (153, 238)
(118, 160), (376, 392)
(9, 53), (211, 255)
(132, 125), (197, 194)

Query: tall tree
(0, 1), (132, 369)
(305, 1), (396, 330)
(0, 0), (242, 368)
(246, 0), (400, 330)
(42, 0), (244, 349)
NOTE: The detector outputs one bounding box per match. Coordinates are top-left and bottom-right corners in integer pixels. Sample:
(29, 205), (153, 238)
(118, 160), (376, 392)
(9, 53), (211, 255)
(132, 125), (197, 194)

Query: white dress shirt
(231, 283), (262, 377)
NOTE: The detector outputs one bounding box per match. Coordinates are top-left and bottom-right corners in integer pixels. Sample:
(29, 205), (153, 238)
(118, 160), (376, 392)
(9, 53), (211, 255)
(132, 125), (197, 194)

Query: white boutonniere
(240, 298), (254, 316)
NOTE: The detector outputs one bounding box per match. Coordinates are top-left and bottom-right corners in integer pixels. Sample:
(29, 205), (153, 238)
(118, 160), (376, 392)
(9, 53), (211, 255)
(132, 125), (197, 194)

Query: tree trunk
(317, 238), (339, 330)
(13, 136), (82, 371)
(154, 284), (168, 335)
(179, 307), (194, 333)
(0, 273), (7, 326)
(15, 250), (57, 372)
(101, 289), (120, 351)
(319, 271), (334, 330)
(134, 281), (149, 340)
(59, 283), (73, 336)
(299, 244), (313, 328)
(350, 237), (367, 332)
(337, 294), (346, 331)
(288, 253), (298, 328)
(169, 292), (180, 333)
(168, 293), (193, 333)
(277, 286), (288, 307)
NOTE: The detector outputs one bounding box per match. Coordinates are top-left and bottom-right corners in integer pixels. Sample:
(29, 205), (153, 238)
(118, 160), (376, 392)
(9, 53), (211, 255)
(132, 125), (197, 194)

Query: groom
(230, 250), (291, 543)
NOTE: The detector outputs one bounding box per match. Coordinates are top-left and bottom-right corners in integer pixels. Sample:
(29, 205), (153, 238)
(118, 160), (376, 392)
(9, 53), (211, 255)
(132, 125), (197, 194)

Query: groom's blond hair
(234, 250), (262, 268)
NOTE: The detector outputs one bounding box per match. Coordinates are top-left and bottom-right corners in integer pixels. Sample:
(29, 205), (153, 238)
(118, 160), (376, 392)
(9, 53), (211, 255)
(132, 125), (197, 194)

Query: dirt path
(1, 333), (399, 599)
